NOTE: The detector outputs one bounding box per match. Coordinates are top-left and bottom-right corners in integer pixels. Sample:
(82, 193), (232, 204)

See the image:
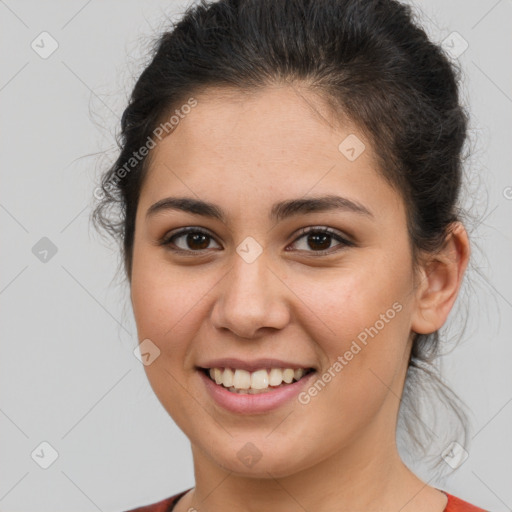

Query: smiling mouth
(199, 367), (315, 394)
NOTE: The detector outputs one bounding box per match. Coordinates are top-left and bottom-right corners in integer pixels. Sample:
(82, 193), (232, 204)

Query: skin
(129, 84), (470, 512)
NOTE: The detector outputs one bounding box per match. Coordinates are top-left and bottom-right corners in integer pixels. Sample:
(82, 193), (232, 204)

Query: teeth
(206, 366), (311, 392)
(233, 369), (251, 389)
(209, 368), (225, 384)
(294, 368), (305, 381)
(282, 368), (294, 384)
(251, 369), (269, 389)
(268, 368), (283, 386)
(223, 368), (234, 387)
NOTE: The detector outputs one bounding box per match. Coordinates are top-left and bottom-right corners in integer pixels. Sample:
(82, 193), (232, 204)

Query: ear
(411, 222), (470, 335)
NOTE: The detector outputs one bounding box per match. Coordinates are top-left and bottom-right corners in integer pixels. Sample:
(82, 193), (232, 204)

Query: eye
(159, 227), (221, 254)
(288, 226), (354, 255)
(159, 225), (354, 256)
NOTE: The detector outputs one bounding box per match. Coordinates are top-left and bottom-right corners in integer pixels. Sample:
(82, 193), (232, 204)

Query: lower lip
(198, 370), (317, 414)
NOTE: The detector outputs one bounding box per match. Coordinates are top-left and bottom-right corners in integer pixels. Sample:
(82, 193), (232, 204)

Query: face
(130, 85), (420, 478)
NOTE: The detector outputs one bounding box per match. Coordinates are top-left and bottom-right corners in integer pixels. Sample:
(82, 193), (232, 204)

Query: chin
(196, 434), (322, 479)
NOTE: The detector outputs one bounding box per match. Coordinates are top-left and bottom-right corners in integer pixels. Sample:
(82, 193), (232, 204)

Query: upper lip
(197, 358), (316, 372)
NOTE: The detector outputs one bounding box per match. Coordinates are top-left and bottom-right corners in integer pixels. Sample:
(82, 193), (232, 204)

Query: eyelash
(159, 226), (354, 256)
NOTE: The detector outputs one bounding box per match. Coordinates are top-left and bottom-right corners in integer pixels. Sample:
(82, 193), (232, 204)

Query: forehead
(139, 85), (403, 221)
(163, 85), (359, 161)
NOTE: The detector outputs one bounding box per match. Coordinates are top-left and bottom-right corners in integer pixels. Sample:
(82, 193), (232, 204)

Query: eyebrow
(145, 194), (374, 223)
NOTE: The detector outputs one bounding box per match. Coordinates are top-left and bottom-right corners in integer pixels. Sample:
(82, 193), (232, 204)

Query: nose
(210, 251), (290, 339)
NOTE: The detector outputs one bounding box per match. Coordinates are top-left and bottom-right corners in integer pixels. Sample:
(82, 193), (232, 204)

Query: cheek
(295, 258), (412, 416)
(130, 251), (210, 425)
(130, 249), (205, 341)
(294, 255), (411, 347)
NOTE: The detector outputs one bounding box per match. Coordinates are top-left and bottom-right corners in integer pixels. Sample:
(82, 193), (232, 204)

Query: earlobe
(411, 222), (470, 335)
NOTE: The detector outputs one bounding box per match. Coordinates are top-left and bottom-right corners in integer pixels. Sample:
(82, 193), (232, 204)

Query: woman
(92, 0), (487, 510)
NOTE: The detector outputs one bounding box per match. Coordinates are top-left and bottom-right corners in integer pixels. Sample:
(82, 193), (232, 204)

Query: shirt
(123, 488), (489, 511)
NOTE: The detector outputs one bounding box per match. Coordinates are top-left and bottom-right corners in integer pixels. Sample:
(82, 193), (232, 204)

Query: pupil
(309, 233), (330, 251)
(188, 233), (209, 250)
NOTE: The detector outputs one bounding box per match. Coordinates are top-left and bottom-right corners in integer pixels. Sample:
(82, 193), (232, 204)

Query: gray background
(1, 0), (511, 510)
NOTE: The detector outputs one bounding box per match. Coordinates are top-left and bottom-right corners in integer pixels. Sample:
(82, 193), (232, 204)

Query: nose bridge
(211, 243), (289, 338)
